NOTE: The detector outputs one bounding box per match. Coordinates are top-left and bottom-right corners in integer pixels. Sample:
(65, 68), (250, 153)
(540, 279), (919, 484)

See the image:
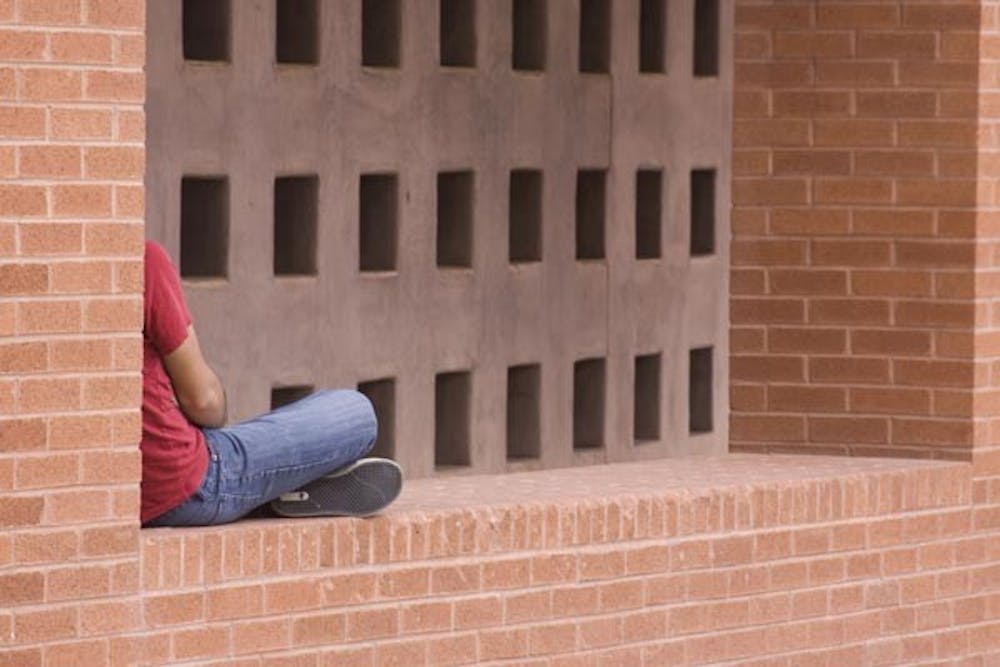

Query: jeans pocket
(145, 442), (223, 527)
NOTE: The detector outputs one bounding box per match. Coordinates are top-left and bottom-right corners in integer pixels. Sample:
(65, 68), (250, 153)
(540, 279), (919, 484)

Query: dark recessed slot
(271, 385), (314, 410)
(507, 364), (541, 460)
(183, 0), (230, 62)
(636, 169), (662, 260)
(440, 0), (476, 67)
(689, 347), (713, 434)
(276, 0), (319, 64)
(693, 0), (719, 77)
(509, 169), (542, 263)
(639, 0), (666, 73)
(180, 176), (229, 278)
(358, 378), (395, 459)
(576, 169), (606, 260)
(578, 0), (610, 73)
(691, 168), (716, 256)
(634, 354), (661, 442)
(512, 0), (546, 71)
(359, 173), (398, 272)
(274, 175), (318, 276)
(362, 0), (401, 68)
(437, 171), (474, 268)
(573, 358), (605, 450)
(435, 371), (471, 468)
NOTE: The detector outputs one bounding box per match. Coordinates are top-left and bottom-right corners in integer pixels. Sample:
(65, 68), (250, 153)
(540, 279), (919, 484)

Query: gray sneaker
(269, 457), (403, 518)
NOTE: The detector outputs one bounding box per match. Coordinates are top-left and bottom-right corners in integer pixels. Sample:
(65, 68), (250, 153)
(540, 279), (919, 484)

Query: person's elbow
(178, 383), (227, 428)
(163, 326), (228, 429)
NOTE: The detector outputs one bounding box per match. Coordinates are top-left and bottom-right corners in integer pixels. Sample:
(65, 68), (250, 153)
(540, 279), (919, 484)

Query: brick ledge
(141, 454), (971, 590)
(389, 454), (967, 513)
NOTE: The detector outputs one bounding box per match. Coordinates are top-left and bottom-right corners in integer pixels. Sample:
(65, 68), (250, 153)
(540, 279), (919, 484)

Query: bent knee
(320, 389), (377, 452)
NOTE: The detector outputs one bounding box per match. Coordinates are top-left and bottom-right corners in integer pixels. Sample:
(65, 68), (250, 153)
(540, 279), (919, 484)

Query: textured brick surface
(731, 0), (983, 460)
(0, 0), (146, 662)
(977, 2), (1000, 482)
(3, 0), (1000, 664)
(130, 455), (997, 666)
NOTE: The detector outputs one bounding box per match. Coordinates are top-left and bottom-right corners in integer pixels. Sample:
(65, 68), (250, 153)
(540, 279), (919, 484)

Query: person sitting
(141, 240), (401, 527)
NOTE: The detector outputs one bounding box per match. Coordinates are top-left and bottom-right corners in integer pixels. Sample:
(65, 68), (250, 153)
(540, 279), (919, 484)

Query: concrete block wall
(144, 0), (733, 478)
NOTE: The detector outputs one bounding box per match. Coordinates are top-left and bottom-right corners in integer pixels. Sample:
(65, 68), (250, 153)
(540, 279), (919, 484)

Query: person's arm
(162, 324), (227, 428)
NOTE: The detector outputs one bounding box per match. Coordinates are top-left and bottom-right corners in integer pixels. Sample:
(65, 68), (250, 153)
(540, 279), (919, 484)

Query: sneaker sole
(269, 458), (403, 518)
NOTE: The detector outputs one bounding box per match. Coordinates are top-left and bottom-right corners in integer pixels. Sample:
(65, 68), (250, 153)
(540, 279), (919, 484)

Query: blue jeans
(145, 390), (377, 527)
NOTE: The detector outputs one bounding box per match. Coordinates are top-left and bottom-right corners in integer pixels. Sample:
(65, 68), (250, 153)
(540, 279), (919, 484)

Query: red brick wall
(726, 3), (999, 664)
(135, 458), (997, 666)
(731, 1), (983, 460)
(0, 0), (146, 664)
(977, 2), (1000, 479)
(2, 1), (999, 665)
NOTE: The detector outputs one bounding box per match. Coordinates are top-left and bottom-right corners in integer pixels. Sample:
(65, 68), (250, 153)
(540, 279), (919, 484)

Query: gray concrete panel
(146, 0), (732, 479)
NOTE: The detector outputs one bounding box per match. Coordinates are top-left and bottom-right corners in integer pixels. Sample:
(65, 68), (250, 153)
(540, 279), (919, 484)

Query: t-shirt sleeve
(144, 241), (193, 356)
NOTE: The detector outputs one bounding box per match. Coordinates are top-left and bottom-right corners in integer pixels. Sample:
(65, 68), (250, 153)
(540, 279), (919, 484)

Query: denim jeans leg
(146, 389), (377, 527)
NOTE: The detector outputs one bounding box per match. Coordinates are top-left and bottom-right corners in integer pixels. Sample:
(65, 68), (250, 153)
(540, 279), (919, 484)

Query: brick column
(0, 1), (145, 664)
(731, 1), (982, 461)
(976, 2), (1000, 477)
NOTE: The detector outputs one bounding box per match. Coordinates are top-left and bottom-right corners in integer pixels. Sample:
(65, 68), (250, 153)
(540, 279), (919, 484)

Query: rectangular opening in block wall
(689, 346), (713, 434)
(181, 176), (229, 278)
(639, 0), (666, 73)
(276, 0), (319, 64)
(359, 173), (398, 272)
(634, 354), (661, 442)
(576, 169), (606, 260)
(579, 0), (610, 73)
(690, 168), (715, 256)
(440, 0), (476, 67)
(183, 0), (230, 61)
(507, 364), (541, 460)
(636, 169), (662, 260)
(271, 384), (314, 409)
(512, 0), (546, 71)
(509, 169), (542, 263)
(693, 0), (719, 77)
(274, 175), (318, 276)
(358, 378), (395, 459)
(437, 171), (474, 268)
(573, 358), (605, 450)
(362, 0), (401, 67)
(435, 371), (471, 468)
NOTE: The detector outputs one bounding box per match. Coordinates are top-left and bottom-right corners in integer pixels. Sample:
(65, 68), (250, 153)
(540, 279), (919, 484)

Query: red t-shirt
(141, 241), (209, 523)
